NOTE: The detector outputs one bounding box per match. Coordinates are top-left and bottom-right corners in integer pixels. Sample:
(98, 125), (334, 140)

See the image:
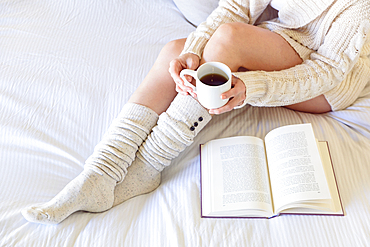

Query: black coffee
(200, 73), (228, 86)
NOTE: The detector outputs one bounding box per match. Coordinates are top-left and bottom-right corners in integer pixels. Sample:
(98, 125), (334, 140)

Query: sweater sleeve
(233, 2), (370, 109)
(180, 0), (270, 58)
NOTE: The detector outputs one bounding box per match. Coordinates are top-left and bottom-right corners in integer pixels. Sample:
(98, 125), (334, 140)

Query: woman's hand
(169, 53), (200, 97)
(209, 76), (246, 115)
(169, 54), (246, 115)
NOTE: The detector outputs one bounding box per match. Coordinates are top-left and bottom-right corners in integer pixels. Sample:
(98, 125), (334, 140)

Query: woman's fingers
(209, 77), (246, 114)
(169, 54), (200, 95)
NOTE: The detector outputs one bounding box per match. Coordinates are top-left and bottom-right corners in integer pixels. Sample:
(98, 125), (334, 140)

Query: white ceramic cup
(180, 62), (232, 109)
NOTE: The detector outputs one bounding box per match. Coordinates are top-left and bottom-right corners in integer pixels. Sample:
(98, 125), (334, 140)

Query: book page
(264, 124), (331, 213)
(316, 141), (343, 214)
(201, 136), (273, 217)
(279, 142), (343, 215)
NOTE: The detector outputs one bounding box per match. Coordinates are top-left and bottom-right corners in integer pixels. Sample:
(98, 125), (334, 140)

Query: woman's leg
(284, 95), (331, 113)
(201, 22), (331, 113)
(112, 24), (332, 206)
(114, 24), (305, 205)
(113, 94), (212, 206)
(22, 103), (159, 225)
(22, 39), (188, 225)
(128, 39), (187, 115)
(22, 22), (332, 224)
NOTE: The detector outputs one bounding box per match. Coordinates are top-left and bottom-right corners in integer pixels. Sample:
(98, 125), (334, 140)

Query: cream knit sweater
(181, 0), (370, 111)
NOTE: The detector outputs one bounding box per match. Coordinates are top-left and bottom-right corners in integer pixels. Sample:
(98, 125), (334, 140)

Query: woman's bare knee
(203, 22), (303, 72)
(202, 23), (251, 70)
(161, 39), (186, 58)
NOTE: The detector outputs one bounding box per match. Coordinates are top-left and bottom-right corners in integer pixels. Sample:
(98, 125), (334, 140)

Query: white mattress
(1, 0), (370, 246)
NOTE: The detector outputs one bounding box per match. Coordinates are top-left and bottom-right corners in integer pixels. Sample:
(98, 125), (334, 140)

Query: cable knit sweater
(181, 0), (370, 111)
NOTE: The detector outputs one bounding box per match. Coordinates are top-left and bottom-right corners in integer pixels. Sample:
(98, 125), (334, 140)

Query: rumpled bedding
(1, 0), (369, 246)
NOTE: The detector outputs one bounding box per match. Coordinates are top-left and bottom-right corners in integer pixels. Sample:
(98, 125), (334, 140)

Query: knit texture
(181, 0), (370, 110)
(138, 94), (212, 172)
(22, 169), (116, 224)
(85, 103), (158, 182)
(113, 94), (212, 207)
(21, 103), (159, 224)
(113, 157), (161, 207)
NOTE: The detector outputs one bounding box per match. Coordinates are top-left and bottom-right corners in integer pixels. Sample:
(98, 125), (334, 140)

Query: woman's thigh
(201, 22), (303, 72)
(201, 22), (331, 113)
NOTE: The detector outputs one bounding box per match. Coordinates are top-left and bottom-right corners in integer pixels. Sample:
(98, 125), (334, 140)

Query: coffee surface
(200, 73), (228, 86)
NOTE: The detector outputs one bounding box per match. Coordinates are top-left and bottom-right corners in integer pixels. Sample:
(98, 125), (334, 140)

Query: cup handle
(180, 69), (197, 92)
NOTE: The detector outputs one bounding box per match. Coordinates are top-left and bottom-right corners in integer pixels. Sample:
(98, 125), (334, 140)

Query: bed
(1, 0), (370, 246)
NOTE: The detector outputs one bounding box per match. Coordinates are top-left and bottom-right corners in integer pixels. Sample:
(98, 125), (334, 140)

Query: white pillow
(174, 0), (219, 26)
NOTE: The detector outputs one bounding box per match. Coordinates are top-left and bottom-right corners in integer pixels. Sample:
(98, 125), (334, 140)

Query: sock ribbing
(137, 94), (212, 172)
(85, 103), (158, 182)
(113, 95), (211, 207)
(21, 103), (159, 224)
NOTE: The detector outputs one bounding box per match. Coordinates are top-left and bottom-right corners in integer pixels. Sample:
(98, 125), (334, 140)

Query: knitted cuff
(137, 94), (212, 172)
(233, 71), (267, 107)
(180, 32), (208, 58)
(164, 94), (212, 136)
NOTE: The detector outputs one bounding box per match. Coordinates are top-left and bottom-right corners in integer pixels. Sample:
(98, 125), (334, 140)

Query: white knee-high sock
(113, 95), (212, 206)
(21, 103), (158, 224)
(85, 103), (158, 183)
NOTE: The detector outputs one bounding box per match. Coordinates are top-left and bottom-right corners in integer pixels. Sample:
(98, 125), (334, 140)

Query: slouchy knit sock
(113, 94), (212, 206)
(21, 103), (158, 225)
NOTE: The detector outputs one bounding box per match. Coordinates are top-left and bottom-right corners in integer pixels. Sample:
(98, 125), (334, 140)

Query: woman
(22, 0), (370, 224)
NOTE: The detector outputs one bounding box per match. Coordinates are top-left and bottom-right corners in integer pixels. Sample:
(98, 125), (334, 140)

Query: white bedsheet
(1, 0), (370, 246)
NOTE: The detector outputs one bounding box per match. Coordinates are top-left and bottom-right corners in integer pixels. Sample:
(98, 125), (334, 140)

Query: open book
(200, 123), (343, 218)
